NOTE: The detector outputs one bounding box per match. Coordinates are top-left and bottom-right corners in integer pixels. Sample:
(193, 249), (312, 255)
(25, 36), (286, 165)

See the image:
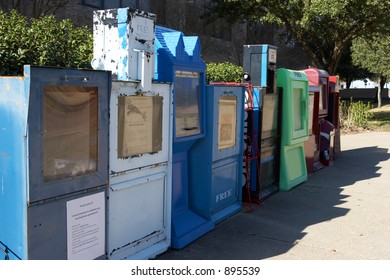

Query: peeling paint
(109, 229), (163, 257)
(93, 9), (118, 29)
(92, 7), (156, 83)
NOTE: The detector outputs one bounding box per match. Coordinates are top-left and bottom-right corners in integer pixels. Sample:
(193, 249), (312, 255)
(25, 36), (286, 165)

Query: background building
(0, 0), (311, 68)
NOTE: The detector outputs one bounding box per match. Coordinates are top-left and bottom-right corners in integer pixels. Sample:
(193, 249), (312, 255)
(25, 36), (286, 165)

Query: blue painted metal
(117, 8), (129, 80)
(155, 26), (214, 249)
(0, 66), (111, 259)
(260, 45), (268, 87)
(0, 74), (29, 260)
(189, 84), (245, 224)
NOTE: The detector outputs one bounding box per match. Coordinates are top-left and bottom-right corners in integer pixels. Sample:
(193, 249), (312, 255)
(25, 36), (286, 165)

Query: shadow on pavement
(157, 146), (389, 259)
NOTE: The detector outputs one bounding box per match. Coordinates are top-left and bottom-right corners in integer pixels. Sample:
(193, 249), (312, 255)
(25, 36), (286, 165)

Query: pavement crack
(261, 235), (298, 245)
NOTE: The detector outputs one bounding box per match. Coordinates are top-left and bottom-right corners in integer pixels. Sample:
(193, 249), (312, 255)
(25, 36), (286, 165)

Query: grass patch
(339, 99), (390, 134)
(368, 101), (390, 132)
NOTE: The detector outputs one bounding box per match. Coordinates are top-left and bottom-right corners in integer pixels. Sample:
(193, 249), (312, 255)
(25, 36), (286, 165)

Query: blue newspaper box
(155, 26), (214, 248)
(189, 84), (245, 223)
(0, 66), (110, 259)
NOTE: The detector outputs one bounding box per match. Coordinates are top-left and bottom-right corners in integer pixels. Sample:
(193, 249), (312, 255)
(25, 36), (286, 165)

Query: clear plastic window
(293, 88), (303, 131)
(117, 95), (163, 157)
(308, 94), (315, 131)
(218, 96), (237, 150)
(250, 54), (261, 86)
(174, 70), (202, 138)
(266, 68), (275, 93)
(43, 86), (98, 181)
(262, 93), (279, 133)
(320, 83), (329, 112)
(319, 85), (324, 110)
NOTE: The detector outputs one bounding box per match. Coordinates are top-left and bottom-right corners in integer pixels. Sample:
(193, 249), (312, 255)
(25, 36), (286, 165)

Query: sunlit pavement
(157, 132), (390, 260)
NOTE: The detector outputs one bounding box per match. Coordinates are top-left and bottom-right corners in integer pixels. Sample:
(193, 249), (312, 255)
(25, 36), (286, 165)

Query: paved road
(157, 132), (390, 260)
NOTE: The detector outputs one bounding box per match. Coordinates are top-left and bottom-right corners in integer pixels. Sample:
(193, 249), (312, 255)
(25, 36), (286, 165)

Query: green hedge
(0, 10), (93, 76)
(206, 62), (243, 84)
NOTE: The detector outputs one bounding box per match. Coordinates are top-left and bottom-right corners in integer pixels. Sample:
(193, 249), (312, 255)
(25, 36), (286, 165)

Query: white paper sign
(269, 48), (277, 63)
(66, 192), (105, 260)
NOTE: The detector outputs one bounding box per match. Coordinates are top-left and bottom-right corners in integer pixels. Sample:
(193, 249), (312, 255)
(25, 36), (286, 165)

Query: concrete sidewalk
(157, 132), (390, 260)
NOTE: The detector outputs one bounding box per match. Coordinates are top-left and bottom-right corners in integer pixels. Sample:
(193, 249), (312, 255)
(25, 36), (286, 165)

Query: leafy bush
(206, 62), (243, 84)
(339, 98), (373, 130)
(0, 10), (93, 76)
(0, 10), (30, 75)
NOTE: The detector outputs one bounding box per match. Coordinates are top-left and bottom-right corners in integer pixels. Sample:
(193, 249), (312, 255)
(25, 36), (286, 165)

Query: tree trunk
(346, 77), (353, 89)
(377, 76), (385, 108)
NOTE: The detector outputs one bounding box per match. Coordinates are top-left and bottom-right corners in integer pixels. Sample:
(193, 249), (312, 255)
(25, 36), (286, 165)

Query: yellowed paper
(218, 96), (237, 150)
(118, 96), (163, 157)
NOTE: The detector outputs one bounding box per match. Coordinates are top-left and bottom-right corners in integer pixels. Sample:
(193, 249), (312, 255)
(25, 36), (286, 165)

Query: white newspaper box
(93, 8), (172, 259)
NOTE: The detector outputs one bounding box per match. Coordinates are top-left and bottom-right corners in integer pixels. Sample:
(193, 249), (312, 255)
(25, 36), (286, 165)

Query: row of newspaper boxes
(0, 8), (340, 260)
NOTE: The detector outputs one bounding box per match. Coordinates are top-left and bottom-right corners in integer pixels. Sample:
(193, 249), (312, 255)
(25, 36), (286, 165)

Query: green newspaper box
(277, 68), (309, 191)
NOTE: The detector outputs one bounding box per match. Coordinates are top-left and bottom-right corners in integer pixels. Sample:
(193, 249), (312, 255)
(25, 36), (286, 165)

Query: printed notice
(269, 48), (277, 63)
(66, 192), (105, 260)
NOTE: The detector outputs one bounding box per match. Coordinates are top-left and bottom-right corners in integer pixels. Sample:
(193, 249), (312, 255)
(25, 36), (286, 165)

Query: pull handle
(183, 127), (198, 131)
(64, 76), (90, 83)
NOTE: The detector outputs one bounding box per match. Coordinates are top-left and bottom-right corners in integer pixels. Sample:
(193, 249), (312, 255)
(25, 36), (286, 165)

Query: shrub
(339, 98), (373, 130)
(0, 10), (30, 75)
(206, 62), (243, 84)
(0, 10), (93, 76)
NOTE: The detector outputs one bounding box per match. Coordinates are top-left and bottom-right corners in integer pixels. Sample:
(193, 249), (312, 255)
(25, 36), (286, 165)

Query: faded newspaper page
(118, 96), (154, 157)
(218, 97), (237, 150)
